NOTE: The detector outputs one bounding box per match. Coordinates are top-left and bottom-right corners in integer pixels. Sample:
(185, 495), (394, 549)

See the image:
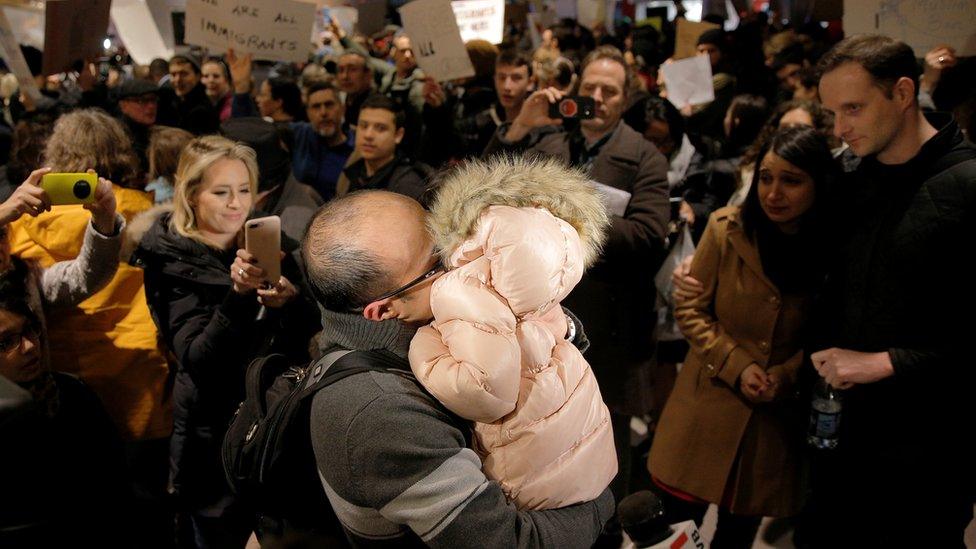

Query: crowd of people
(1, 6), (974, 549)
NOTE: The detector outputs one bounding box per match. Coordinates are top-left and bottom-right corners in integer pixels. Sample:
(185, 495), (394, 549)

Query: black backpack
(221, 348), (407, 539)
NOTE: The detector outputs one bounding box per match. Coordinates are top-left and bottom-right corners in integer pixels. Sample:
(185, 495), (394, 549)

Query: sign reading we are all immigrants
(186, 0), (316, 63)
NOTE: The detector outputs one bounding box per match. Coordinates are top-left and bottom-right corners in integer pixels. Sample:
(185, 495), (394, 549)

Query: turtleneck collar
(317, 306), (417, 359)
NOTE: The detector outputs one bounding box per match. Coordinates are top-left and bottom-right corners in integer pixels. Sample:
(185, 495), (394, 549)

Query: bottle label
(809, 410), (840, 438)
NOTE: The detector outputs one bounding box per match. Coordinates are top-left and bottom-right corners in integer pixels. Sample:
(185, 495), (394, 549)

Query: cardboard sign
(844, 0), (976, 56)
(661, 55), (715, 109)
(399, 0), (474, 82)
(0, 9), (40, 101)
(673, 18), (719, 60)
(576, 0), (605, 29)
(452, 0), (505, 45)
(185, 0), (317, 63)
(43, 0), (112, 75)
(111, 0), (174, 65)
(354, 0), (387, 36)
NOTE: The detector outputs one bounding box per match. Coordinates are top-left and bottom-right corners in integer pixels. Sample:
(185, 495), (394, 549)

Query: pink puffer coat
(409, 156), (617, 510)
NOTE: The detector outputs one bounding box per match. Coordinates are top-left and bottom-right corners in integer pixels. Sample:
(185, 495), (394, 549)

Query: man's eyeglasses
(351, 259), (444, 311)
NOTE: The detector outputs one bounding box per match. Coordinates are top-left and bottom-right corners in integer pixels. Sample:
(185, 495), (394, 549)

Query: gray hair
(301, 193), (397, 311)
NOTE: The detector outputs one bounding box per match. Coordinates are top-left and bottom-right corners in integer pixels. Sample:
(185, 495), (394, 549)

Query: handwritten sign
(399, 0), (475, 82)
(111, 0), (174, 65)
(186, 0), (317, 63)
(674, 18), (719, 60)
(0, 9), (40, 102)
(452, 0), (505, 45)
(844, 0), (976, 56)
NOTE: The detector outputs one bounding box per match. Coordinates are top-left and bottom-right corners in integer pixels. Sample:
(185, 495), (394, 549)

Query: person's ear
(362, 298), (396, 322)
(893, 76), (915, 108)
(394, 127), (405, 144)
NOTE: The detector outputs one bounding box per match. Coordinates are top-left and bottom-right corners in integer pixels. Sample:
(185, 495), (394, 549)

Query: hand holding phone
(244, 215), (282, 286)
(0, 167), (53, 224)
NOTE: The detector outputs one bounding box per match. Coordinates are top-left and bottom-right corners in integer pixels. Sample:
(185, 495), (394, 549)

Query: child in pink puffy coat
(409, 156), (617, 510)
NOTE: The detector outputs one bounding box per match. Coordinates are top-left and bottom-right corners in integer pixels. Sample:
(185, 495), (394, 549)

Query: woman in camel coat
(648, 126), (837, 547)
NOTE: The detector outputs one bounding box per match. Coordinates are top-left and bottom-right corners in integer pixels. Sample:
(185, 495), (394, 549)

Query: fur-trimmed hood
(120, 203), (173, 263)
(427, 155), (610, 268)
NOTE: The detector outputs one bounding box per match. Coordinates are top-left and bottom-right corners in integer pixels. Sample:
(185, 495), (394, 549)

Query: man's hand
(504, 87), (564, 143)
(422, 77), (446, 108)
(0, 167), (53, 224)
(227, 48), (254, 94)
(328, 15), (346, 40)
(83, 174), (118, 236)
(810, 348), (894, 390)
(671, 254), (703, 301)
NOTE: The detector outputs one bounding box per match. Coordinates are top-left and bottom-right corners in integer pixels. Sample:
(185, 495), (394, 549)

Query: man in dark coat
(806, 35), (976, 547)
(484, 45), (670, 516)
(336, 94), (431, 205)
(156, 55), (220, 135)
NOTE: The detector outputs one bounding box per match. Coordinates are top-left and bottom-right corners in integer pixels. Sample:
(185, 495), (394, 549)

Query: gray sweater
(310, 309), (614, 548)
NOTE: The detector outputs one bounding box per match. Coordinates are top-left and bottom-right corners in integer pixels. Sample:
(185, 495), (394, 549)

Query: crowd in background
(1, 4), (975, 549)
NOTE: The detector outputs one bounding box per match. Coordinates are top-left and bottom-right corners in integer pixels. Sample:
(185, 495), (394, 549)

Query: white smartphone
(244, 215), (281, 285)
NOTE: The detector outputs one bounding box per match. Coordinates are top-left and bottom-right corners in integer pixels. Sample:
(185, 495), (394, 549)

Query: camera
(549, 96), (596, 120)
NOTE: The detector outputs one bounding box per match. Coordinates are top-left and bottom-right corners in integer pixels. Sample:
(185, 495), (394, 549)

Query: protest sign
(355, 0), (387, 36)
(661, 55), (714, 110)
(452, 0), (505, 45)
(328, 6), (359, 34)
(0, 9), (40, 102)
(576, 0), (605, 29)
(1, 5), (44, 50)
(399, 0), (474, 82)
(185, 0), (317, 63)
(844, 0), (976, 56)
(674, 18), (719, 60)
(111, 0), (174, 65)
(43, 0), (111, 75)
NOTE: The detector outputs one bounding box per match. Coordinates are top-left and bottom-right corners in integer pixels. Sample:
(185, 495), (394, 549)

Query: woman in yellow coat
(648, 126), (838, 548)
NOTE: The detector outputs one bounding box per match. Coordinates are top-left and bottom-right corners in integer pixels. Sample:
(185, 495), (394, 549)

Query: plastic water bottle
(807, 378), (842, 449)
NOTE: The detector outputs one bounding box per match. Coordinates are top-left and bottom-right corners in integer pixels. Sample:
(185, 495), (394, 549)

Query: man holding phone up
(484, 46), (669, 530)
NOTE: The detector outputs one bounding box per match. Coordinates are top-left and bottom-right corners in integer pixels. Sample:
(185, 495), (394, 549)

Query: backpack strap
(300, 349), (411, 396)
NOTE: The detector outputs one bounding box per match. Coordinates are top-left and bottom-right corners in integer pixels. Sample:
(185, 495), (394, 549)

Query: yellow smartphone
(39, 173), (97, 205)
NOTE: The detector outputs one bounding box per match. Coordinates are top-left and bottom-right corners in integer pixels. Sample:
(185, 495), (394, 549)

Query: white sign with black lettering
(451, 0), (504, 45)
(186, 0), (316, 63)
(399, 0), (475, 82)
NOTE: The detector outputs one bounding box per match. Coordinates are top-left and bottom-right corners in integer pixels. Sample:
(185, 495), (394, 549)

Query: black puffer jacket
(129, 210), (319, 509)
(811, 113), (976, 485)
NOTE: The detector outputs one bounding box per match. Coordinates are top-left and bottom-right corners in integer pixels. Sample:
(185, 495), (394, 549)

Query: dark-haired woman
(648, 125), (838, 548)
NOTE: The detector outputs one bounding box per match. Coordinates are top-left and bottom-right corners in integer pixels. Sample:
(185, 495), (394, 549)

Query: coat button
(759, 341), (770, 353)
(769, 296), (780, 307)
(705, 363), (716, 374)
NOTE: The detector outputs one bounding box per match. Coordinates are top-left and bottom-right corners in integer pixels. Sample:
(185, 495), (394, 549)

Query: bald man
(299, 190), (614, 548)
